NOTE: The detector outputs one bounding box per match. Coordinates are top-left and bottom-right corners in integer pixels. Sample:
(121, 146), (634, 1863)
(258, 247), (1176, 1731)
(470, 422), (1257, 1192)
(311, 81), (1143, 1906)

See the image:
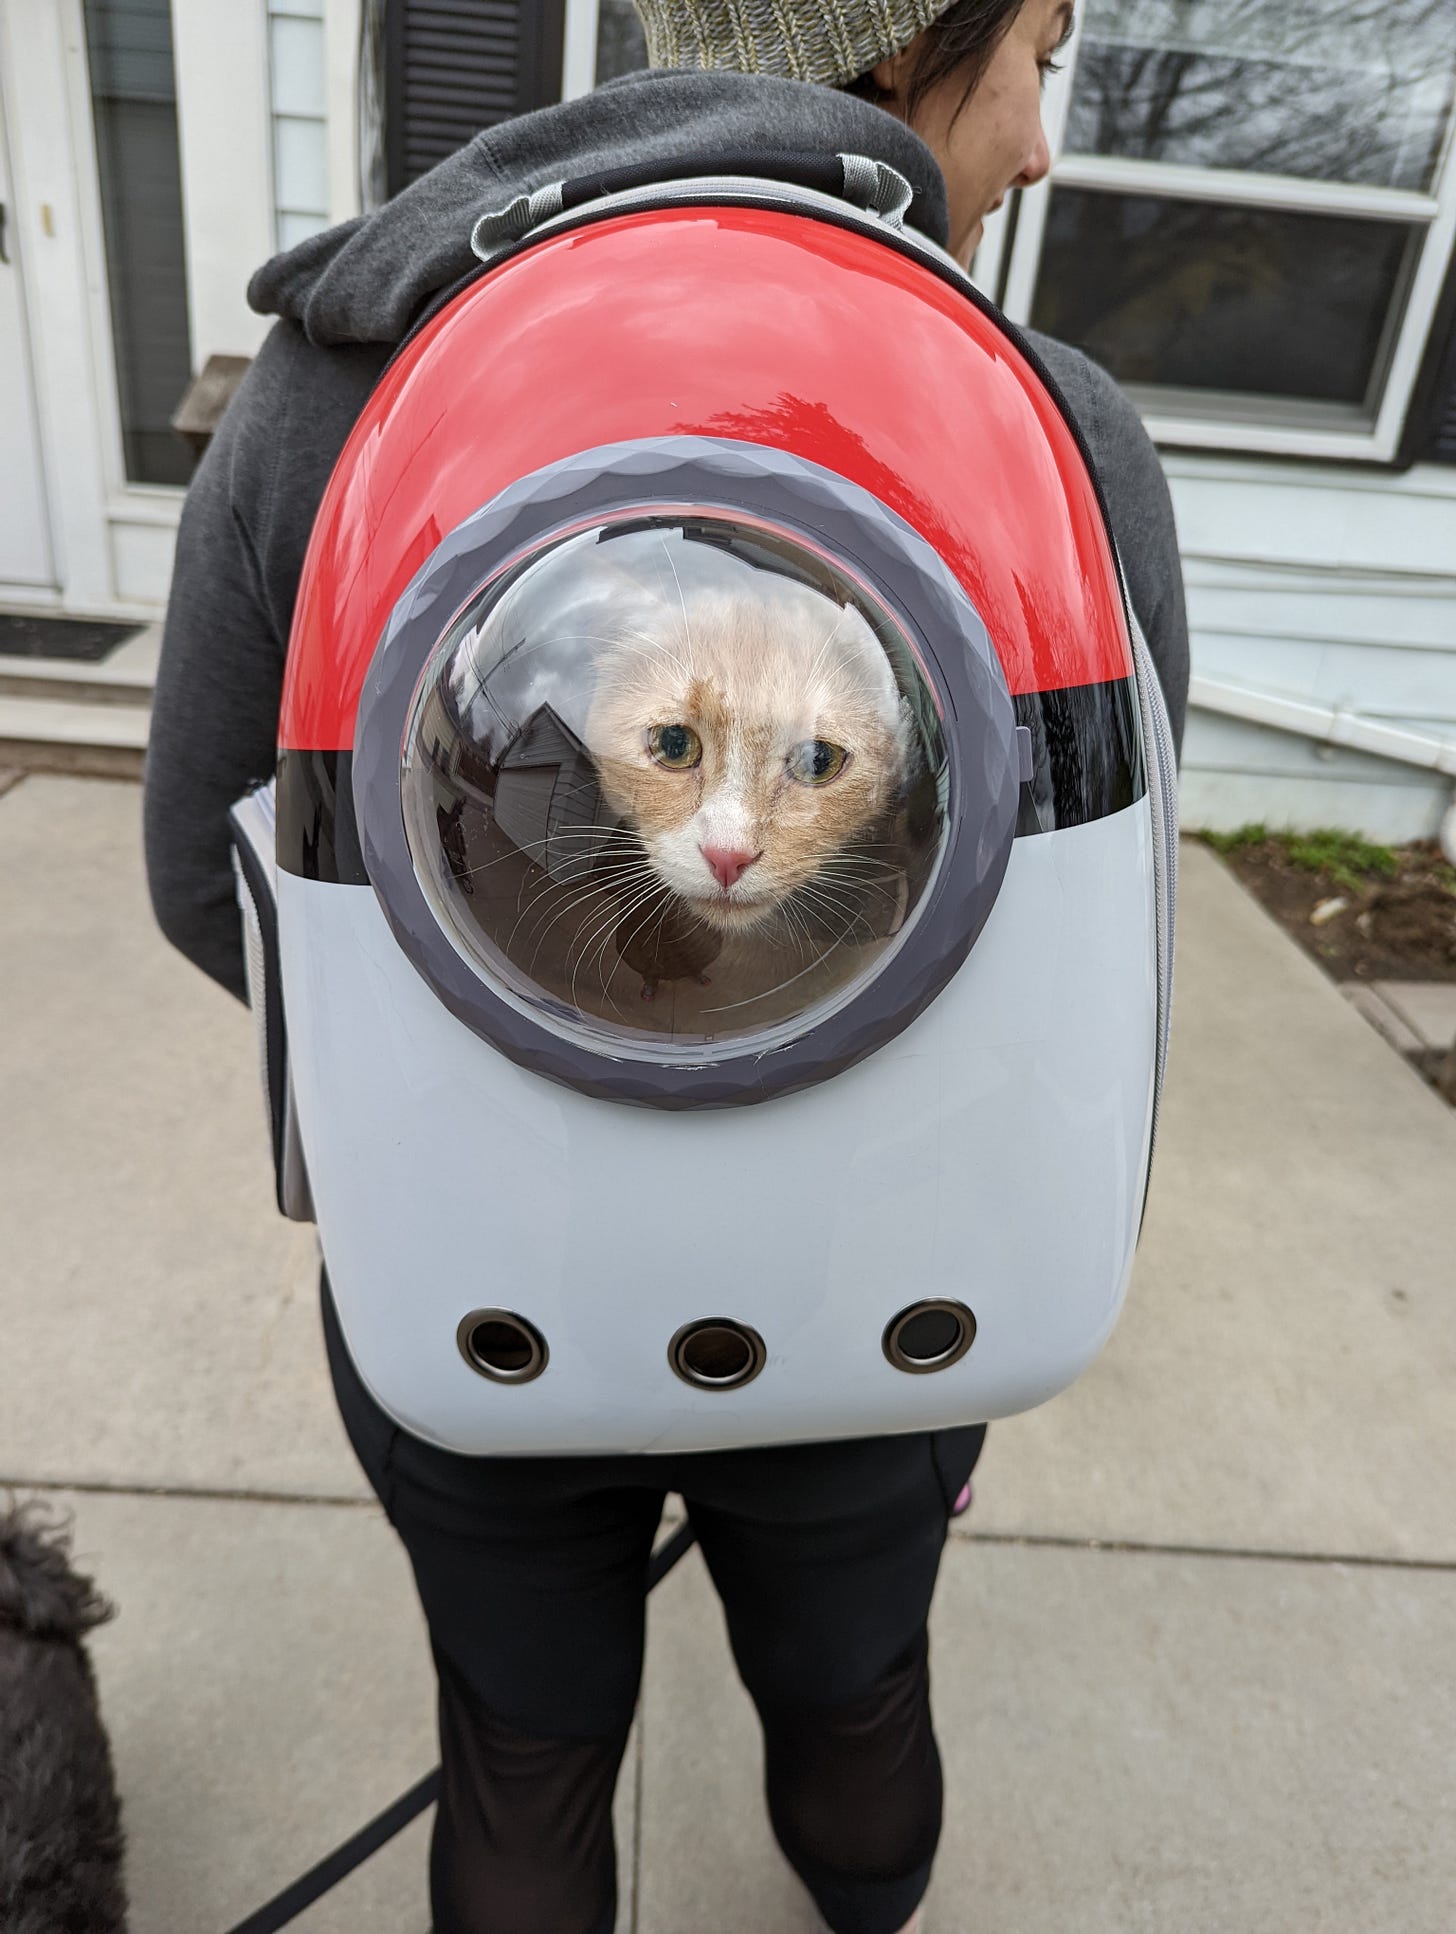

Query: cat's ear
(842, 608), (902, 711)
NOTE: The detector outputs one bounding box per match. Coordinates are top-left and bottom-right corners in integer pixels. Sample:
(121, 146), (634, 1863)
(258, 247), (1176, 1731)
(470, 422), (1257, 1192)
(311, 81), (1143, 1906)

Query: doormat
(0, 615), (142, 662)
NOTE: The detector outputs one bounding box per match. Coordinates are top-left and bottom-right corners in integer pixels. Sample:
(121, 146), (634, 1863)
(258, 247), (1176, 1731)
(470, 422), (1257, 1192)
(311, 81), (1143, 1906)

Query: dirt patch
(1209, 836), (1456, 984)
(1207, 831), (1456, 1106)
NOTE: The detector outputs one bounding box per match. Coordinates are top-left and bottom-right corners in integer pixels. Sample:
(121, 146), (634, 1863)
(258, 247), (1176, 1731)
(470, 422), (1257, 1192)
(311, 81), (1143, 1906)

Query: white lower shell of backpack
(280, 791), (1157, 1456)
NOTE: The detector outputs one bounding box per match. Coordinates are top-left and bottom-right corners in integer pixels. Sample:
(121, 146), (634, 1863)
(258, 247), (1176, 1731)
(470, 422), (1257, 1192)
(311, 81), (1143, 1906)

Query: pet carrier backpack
(231, 151), (1178, 1456)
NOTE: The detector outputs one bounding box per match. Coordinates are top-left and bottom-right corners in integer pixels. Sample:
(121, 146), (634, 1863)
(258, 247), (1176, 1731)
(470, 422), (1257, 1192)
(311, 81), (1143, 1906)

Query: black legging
(323, 1281), (984, 1934)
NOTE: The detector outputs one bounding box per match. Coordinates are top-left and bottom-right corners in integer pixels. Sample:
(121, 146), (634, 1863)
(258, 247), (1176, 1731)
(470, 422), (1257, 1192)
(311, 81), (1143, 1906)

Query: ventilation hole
(897, 1308), (962, 1361)
(882, 1300), (976, 1375)
(471, 1320), (534, 1373)
(457, 1309), (548, 1384)
(669, 1319), (766, 1391)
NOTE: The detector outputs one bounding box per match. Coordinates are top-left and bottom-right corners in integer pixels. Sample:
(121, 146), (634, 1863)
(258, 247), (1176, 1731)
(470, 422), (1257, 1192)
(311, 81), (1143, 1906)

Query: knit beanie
(633, 2), (958, 91)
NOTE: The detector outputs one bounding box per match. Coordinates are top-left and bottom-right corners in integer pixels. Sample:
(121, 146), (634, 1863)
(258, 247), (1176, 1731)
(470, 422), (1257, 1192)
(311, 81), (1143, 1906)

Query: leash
(224, 1521), (698, 1934)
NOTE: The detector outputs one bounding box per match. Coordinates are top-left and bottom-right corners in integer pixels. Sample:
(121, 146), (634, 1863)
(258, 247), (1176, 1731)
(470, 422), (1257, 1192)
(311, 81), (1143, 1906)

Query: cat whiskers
(697, 876), (869, 1018)
(812, 854), (905, 916)
(450, 823), (637, 883)
(515, 863), (662, 978)
(655, 532), (699, 675)
(511, 878), (621, 972)
(774, 892), (822, 962)
(567, 875), (670, 1014)
(498, 834), (650, 946)
(743, 844), (907, 972)
(795, 872), (901, 947)
(697, 923), (856, 1016)
(789, 882), (880, 952)
(791, 882), (874, 951)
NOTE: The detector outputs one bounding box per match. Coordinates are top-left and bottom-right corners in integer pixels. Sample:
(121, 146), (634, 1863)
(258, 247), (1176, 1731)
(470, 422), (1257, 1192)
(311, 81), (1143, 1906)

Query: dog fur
(0, 1498), (128, 1933)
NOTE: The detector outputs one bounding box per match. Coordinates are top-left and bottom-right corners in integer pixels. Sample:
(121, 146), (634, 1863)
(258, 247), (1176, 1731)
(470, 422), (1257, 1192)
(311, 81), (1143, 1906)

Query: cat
(428, 528), (921, 1014)
(584, 557), (913, 948)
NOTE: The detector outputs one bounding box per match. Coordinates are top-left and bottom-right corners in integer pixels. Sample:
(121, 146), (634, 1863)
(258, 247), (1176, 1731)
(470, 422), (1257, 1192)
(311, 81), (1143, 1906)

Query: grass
(1202, 824), (1402, 893)
(1200, 823), (1271, 858)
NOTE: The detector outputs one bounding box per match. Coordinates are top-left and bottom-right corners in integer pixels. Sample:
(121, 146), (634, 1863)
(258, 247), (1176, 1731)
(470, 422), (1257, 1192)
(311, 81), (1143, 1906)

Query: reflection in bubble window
(401, 517), (949, 1060)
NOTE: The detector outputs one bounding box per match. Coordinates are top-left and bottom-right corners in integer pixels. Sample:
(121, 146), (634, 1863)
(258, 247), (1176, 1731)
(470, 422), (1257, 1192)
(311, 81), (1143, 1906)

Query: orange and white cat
(586, 568), (911, 931)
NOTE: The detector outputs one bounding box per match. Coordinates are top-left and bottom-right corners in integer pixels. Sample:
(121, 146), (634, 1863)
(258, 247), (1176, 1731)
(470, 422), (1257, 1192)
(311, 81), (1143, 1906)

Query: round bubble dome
(400, 514), (949, 1059)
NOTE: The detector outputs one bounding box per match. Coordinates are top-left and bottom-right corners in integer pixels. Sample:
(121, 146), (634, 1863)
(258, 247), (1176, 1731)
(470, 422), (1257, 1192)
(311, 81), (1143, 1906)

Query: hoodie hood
(248, 67), (949, 349)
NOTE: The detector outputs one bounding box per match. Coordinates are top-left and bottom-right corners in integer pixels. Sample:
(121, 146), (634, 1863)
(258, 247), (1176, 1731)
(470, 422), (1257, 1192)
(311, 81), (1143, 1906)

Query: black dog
(0, 1499), (128, 1933)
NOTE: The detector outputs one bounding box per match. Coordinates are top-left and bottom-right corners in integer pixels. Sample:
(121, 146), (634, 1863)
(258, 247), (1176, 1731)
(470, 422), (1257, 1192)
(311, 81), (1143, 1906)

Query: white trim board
(562, 0), (600, 99)
(269, 0), (331, 248)
(1163, 454), (1456, 501)
(1179, 766), (1451, 844)
(1191, 635), (1456, 724)
(1165, 461), (1456, 580)
(323, 0), (364, 221)
(1, 2), (113, 610)
(1170, 455), (1456, 829)
(172, 0), (275, 363)
(1053, 154), (1440, 223)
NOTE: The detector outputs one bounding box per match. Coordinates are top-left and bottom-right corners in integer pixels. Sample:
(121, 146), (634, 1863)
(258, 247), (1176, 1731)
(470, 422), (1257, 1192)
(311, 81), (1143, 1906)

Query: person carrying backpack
(145, 6), (1189, 1931)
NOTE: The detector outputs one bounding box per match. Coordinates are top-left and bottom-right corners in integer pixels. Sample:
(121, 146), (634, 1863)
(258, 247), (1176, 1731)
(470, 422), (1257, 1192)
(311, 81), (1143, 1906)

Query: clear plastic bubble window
(400, 514), (950, 1060)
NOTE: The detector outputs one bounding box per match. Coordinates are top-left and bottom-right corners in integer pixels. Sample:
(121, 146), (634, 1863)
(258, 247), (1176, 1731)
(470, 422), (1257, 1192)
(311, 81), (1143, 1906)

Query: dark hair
(845, 0), (1028, 122)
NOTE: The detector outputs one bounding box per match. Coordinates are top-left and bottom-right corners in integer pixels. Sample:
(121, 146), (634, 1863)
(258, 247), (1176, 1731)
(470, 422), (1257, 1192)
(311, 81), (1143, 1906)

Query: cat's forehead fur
(609, 579), (901, 736)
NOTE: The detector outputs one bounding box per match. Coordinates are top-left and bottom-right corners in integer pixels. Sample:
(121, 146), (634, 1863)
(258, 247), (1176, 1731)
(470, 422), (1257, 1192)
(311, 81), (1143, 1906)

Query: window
(82, 0), (194, 486)
(986, 1), (1456, 461)
(561, 0), (644, 96)
(594, 0), (646, 84)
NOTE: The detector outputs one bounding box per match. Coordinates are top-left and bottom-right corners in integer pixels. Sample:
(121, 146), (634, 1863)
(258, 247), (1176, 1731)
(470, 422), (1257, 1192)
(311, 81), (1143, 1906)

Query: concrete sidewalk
(3, 773), (1453, 1933)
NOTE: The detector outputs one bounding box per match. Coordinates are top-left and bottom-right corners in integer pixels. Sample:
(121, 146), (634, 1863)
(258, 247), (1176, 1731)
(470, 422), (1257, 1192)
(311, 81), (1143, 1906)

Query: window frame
(976, 4), (1456, 464)
(562, 0), (599, 98)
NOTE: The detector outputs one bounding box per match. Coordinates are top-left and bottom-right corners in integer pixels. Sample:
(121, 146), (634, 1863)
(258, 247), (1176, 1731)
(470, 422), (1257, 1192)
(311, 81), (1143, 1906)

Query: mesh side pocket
(1127, 607), (1180, 1165)
(229, 781), (314, 1223)
(235, 847), (276, 1132)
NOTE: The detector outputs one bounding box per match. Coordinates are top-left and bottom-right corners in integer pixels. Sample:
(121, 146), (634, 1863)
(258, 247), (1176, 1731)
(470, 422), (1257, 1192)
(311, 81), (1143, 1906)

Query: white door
(0, 83), (54, 590)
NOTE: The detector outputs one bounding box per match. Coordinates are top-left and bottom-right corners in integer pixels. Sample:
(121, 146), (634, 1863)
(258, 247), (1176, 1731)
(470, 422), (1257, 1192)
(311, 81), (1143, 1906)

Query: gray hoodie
(144, 66), (1188, 1000)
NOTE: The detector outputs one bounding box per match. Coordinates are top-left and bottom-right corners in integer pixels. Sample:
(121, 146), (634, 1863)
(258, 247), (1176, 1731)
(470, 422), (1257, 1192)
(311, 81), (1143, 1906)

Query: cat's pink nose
(700, 845), (759, 890)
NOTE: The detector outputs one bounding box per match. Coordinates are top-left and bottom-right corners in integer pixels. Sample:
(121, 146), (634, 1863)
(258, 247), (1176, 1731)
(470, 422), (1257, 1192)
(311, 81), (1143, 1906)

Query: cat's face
(587, 577), (908, 929)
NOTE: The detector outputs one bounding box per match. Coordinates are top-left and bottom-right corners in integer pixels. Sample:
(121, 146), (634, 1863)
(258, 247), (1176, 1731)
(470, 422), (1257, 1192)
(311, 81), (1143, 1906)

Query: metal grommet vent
(882, 1300), (976, 1375)
(457, 1309), (549, 1384)
(668, 1318), (766, 1392)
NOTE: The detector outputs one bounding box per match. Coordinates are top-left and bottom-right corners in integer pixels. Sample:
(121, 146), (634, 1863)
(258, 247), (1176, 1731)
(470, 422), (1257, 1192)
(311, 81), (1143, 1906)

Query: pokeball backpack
(230, 152), (1178, 1457)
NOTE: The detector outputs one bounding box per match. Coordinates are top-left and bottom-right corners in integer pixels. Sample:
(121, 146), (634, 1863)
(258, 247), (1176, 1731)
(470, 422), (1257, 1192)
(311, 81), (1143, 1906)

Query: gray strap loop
(838, 154), (914, 226)
(470, 156), (914, 269)
(470, 182), (566, 265)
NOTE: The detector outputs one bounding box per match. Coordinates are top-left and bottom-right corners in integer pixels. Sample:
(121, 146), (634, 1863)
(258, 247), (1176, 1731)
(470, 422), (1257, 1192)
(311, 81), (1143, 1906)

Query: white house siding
(269, 0), (331, 249)
(9, 0), (1453, 854)
(1168, 457), (1456, 842)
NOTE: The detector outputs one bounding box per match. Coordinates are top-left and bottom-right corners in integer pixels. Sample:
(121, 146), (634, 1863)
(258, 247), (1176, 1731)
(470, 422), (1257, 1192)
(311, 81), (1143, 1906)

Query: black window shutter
(385, 0), (566, 197)
(1433, 352), (1456, 466)
(1396, 248), (1456, 470)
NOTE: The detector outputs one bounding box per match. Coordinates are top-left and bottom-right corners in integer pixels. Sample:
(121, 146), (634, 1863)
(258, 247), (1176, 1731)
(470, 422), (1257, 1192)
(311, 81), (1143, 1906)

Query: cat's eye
(647, 722), (702, 770)
(786, 739), (850, 786)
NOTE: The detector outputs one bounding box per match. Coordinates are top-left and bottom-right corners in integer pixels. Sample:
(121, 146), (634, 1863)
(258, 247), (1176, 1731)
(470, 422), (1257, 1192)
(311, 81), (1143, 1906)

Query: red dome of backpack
(280, 203), (1131, 754)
